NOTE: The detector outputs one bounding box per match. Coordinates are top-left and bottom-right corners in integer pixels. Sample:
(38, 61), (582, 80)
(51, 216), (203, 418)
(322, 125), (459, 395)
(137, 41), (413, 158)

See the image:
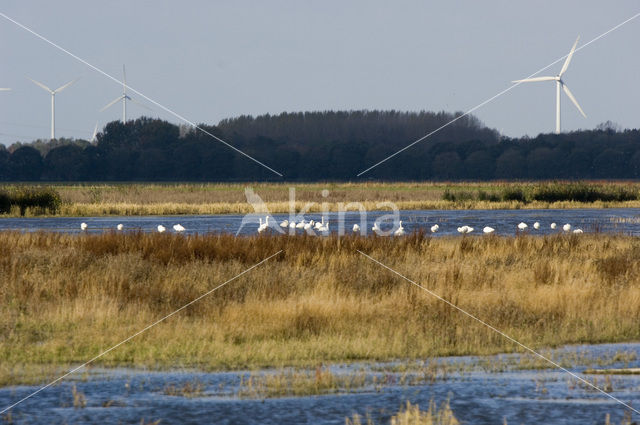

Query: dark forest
(1, 111), (638, 181)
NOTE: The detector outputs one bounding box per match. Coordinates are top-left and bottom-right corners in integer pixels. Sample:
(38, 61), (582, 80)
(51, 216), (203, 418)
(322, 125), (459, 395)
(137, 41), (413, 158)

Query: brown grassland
(1, 231), (640, 386)
(2, 181), (640, 216)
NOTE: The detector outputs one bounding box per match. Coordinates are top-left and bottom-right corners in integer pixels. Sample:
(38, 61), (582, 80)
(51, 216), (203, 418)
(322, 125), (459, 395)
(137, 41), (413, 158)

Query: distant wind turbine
(100, 65), (150, 123)
(513, 37), (586, 134)
(28, 77), (80, 140)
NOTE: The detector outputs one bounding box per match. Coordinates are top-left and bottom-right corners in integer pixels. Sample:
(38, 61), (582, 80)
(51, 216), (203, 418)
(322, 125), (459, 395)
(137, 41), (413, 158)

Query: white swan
(80, 222), (88, 231)
(483, 226), (495, 234)
(372, 222), (381, 233)
(317, 220), (329, 232)
(157, 225), (166, 233)
(394, 221), (405, 236)
(457, 225), (472, 234)
(517, 222), (527, 230)
(430, 224), (439, 233)
(258, 217), (270, 233)
(573, 229), (583, 234)
(550, 223), (557, 229)
(280, 219), (289, 228)
(296, 220), (306, 229)
(289, 221), (296, 229)
(173, 224), (185, 232)
(563, 223), (571, 232)
(116, 223), (123, 231)
(353, 223), (360, 233)
(304, 220), (314, 231)
(533, 222), (540, 230)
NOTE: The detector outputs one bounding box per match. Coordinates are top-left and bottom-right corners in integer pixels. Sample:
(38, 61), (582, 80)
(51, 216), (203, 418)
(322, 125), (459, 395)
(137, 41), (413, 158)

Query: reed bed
(55, 200), (640, 216)
(2, 182), (640, 216)
(1, 231), (640, 386)
(347, 400), (459, 425)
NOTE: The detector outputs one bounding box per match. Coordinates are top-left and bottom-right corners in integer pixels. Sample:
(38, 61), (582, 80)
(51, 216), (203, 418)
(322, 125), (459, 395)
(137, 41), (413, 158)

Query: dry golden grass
(1, 231), (640, 386)
(3, 181), (640, 216)
(347, 400), (459, 425)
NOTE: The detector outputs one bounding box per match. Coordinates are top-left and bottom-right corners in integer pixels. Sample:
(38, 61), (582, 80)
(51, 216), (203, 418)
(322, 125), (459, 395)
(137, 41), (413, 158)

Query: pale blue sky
(0, 1), (639, 145)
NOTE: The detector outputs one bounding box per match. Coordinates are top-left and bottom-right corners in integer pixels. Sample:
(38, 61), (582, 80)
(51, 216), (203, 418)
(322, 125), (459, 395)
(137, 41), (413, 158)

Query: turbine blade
(562, 83), (587, 118)
(91, 121), (99, 142)
(129, 96), (152, 111)
(0, 88), (11, 91)
(54, 77), (80, 93)
(122, 64), (127, 94)
(27, 77), (52, 93)
(559, 36), (580, 77)
(100, 96), (123, 112)
(512, 76), (556, 83)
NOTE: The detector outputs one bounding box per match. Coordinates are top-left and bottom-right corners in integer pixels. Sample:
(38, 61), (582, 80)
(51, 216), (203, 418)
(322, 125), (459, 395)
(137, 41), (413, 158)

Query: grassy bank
(1, 232), (640, 386)
(1, 181), (640, 216)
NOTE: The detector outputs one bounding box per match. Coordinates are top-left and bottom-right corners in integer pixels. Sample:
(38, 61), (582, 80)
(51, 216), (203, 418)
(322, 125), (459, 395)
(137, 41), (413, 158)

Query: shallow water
(1, 342), (639, 424)
(0, 208), (639, 236)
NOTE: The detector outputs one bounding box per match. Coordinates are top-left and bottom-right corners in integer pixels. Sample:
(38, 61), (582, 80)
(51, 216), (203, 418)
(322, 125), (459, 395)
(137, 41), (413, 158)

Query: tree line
(0, 111), (638, 181)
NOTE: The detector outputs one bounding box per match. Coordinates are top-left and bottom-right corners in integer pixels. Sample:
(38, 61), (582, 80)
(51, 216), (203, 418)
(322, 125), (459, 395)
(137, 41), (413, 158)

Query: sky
(0, 1), (639, 146)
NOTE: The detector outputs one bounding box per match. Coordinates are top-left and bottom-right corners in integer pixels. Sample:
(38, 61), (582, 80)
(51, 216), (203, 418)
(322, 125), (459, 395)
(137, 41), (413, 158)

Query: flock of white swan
(78, 219), (582, 235)
(455, 221), (582, 234)
(79, 222), (185, 233)
(261, 217), (582, 236)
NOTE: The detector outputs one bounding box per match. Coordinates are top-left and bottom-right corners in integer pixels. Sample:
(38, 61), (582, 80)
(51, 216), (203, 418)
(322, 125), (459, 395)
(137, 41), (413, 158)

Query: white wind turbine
(513, 37), (586, 134)
(28, 77), (80, 140)
(100, 65), (150, 123)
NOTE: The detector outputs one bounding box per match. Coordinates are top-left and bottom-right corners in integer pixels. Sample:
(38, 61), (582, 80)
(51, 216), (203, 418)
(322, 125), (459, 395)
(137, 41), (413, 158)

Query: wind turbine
(28, 77), (80, 140)
(100, 65), (150, 123)
(513, 36), (586, 134)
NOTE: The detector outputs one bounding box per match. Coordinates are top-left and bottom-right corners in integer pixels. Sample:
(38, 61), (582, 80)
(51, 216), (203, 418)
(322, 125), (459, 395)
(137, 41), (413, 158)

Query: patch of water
(1, 342), (639, 424)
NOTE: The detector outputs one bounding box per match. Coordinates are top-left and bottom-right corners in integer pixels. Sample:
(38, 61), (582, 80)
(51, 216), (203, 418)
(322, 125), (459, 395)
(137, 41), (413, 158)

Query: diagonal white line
(0, 250), (283, 415)
(357, 250), (640, 415)
(357, 11), (640, 177)
(0, 11), (284, 177)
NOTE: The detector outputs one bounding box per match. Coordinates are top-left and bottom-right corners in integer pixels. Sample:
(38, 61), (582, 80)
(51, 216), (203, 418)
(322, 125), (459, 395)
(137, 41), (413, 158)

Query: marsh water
(0, 208), (639, 236)
(1, 342), (639, 424)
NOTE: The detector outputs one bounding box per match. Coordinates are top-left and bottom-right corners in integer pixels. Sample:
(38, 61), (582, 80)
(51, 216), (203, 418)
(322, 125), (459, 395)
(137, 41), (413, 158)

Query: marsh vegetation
(1, 231), (640, 387)
(1, 181), (639, 216)
(346, 400), (460, 425)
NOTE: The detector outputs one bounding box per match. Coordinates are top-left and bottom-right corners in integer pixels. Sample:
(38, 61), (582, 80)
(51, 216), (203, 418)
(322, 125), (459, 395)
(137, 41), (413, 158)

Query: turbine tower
(100, 65), (149, 123)
(513, 37), (586, 134)
(28, 77), (80, 140)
